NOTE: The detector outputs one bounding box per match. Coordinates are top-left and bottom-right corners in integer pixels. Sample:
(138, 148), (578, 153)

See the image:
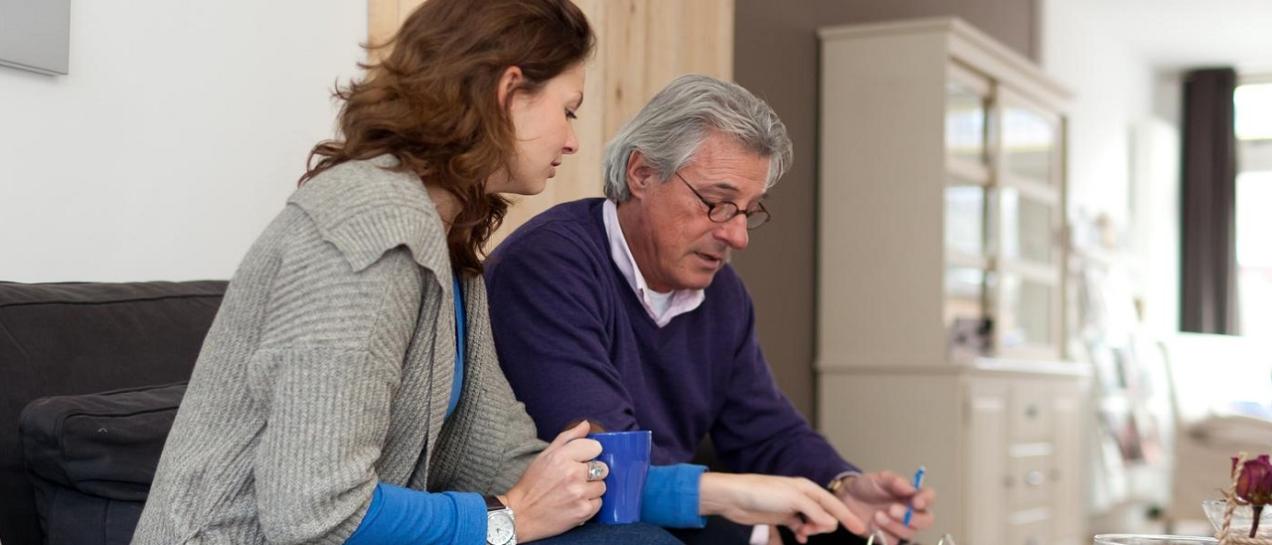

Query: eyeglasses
(674, 172), (771, 230)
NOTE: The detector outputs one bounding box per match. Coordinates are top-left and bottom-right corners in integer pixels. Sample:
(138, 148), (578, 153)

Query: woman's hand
(502, 421), (608, 542)
(699, 473), (866, 544)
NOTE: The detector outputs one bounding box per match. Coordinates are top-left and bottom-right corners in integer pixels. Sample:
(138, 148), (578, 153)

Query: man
(485, 75), (934, 545)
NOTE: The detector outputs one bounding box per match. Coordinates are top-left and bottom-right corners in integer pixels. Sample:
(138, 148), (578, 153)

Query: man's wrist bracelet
(827, 474), (854, 494)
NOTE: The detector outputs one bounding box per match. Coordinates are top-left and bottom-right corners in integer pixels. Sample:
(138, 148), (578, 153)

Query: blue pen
(903, 466), (926, 527)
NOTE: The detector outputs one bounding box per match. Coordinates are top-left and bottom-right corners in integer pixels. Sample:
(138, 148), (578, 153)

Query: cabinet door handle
(1025, 470), (1045, 487)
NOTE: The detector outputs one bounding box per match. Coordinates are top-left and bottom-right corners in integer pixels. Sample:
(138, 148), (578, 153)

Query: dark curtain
(1180, 67), (1239, 334)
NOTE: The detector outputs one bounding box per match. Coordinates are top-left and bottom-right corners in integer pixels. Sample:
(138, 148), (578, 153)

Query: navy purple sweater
(485, 198), (857, 487)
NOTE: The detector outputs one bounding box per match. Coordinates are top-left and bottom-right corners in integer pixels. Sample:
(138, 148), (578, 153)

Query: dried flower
(1235, 454), (1272, 537)
(1237, 455), (1272, 505)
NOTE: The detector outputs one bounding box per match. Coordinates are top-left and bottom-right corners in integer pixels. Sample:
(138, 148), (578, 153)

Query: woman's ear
(496, 66), (524, 109)
(625, 150), (657, 200)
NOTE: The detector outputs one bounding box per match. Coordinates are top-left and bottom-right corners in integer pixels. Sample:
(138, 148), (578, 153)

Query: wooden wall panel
(365, 0), (733, 248)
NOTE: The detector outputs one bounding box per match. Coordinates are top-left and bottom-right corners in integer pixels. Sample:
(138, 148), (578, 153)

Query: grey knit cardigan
(132, 156), (546, 545)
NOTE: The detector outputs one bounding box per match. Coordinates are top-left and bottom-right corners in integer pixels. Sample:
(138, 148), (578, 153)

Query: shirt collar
(602, 200), (705, 327)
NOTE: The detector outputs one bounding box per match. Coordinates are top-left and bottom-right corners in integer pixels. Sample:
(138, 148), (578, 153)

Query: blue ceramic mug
(587, 430), (652, 524)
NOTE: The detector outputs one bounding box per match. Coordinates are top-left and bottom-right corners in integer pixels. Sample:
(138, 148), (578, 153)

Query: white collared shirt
(602, 200), (706, 327)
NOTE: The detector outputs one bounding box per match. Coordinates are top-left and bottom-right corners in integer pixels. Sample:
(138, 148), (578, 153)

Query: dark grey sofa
(0, 281), (226, 545)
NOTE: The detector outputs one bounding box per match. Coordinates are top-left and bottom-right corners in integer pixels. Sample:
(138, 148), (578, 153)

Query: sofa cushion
(0, 281), (224, 545)
(21, 382), (187, 500)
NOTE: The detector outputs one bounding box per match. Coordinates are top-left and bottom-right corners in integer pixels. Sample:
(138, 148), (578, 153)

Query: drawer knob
(1025, 470), (1045, 487)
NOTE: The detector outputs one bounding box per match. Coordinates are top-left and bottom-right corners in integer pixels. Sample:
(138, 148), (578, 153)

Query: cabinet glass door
(998, 273), (1057, 353)
(1000, 90), (1060, 188)
(998, 186), (1058, 266)
(947, 84), (988, 167)
(944, 65), (994, 348)
(991, 86), (1065, 359)
(946, 64), (992, 180)
(946, 184), (986, 257)
(945, 266), (987, 324)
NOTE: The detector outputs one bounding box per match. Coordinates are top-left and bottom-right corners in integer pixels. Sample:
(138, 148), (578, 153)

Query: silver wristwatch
(485, 495), (516, 545)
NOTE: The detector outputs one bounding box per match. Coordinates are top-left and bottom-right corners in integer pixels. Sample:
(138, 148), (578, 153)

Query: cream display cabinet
(816, 18), (1091, 545)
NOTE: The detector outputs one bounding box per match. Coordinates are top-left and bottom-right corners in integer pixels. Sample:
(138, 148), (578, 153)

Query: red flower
(1237, 454), (1272, 506)
(1235, 454), (1272, 538)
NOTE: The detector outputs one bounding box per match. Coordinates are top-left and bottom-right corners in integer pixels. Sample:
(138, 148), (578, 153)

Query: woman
(131, 1), (633, 543)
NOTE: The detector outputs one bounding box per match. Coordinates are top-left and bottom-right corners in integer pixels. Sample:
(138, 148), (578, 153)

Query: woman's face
(497, 64), (586, 196)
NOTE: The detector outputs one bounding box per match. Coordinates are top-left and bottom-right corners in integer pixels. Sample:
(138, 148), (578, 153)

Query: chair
(1161, 333), (1272, 529)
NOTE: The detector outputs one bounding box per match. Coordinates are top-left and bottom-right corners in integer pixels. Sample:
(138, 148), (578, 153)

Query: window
(1235, 81), (1272, 337)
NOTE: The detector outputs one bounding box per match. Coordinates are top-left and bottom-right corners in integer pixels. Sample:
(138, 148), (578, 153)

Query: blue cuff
(345, 483), (486, 545)
(451, 492), (487, 545)
(640, 464), (707, 528)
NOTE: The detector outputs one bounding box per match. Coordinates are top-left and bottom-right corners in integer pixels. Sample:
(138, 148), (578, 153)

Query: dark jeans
(667, 517), (869, 545)
(536, 522), (683, 545)
(668, 516), (754, 545)
(779, 525), (870, 545)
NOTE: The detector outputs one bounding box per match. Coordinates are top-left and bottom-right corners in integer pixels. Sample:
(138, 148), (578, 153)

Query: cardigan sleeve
(426, 278), (547, 497)
(245, 208), (427, 545)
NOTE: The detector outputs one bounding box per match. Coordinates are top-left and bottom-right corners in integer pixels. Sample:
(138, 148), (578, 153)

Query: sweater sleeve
(706, 278), (859, 487)
(246, 210), (427, 545)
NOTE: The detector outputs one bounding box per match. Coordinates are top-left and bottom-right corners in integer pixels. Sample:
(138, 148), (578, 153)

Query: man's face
(622, 132), (770, 292)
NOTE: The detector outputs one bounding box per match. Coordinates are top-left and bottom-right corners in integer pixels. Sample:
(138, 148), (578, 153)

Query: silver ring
(586, 460), (607, 481)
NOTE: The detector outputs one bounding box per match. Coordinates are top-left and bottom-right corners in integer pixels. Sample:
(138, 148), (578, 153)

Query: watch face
(488, 510), (515, 545)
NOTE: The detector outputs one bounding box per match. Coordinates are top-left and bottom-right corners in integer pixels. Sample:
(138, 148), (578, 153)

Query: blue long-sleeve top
(346, 275), (705, 544)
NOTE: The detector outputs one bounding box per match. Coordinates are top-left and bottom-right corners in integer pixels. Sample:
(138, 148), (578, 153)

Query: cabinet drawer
(1007, 443), (1054, 507)
(1006, 509), (1052, 545)
(1009, 382), (1052, 441)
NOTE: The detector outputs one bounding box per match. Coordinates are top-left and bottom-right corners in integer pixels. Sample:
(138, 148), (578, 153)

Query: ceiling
(1075, 0), (1272, 75)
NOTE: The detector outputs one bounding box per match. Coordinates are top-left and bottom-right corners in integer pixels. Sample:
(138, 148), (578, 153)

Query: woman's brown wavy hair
(300, 0), (594, 275)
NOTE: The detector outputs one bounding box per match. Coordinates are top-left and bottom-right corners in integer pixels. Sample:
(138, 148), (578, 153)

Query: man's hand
(835, 471), (936, 543)
(699, 473), (867, 544)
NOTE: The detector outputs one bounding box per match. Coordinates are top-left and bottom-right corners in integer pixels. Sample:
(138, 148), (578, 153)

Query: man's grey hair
(601, 74), (793, 202)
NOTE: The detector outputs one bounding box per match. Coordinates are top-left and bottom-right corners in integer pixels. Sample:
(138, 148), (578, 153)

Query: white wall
(0, 1), (367, 282)
(1041, 5), (1151, 227)
(1040, 0), (1179, 336)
